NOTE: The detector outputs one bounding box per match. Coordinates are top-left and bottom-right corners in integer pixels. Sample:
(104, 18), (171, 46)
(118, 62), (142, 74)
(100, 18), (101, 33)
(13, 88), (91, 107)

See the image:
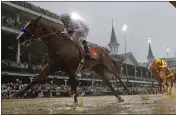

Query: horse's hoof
(168, 92), (171, 95)
(78, 103), (83, 107)
(9, 94), (18, 99)
(78, 98), (83, 107)
(71, 102), (78, 107)
(118, 98), (124, 102)
(166, 91), (171, 95)
(117, 96), (124, 102)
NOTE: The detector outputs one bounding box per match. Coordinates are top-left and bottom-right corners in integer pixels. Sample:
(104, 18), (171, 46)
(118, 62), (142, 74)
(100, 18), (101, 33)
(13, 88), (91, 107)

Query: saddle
(62, 33), (99, 75)
(77, 41), (99, 59)
(62, 33), (99, 60)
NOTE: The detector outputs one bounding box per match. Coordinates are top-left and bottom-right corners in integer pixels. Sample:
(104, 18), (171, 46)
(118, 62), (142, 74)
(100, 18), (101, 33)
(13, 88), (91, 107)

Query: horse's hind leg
(10, 63), (56, 98)
(166, 81), (169, 92)
(111, 60), (129, 92)
(101, 56), (129, 93)
(168, 73), (175, 94)
(94, 66), (124, 102)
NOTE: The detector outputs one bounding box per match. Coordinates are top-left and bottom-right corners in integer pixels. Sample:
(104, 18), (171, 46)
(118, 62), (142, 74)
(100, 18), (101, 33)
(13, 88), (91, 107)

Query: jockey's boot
(82, 40), (90, 59)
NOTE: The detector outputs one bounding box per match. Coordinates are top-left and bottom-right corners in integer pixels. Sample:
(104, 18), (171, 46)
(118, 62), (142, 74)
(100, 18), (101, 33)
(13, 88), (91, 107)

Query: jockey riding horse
(149, 58), (175, 94)
(165, 66), (175, 93)
(165, 67), (174, 79)
(13, 16), (129, 103)
(59, 13), (90, 58)
(155, 58), (168, 92)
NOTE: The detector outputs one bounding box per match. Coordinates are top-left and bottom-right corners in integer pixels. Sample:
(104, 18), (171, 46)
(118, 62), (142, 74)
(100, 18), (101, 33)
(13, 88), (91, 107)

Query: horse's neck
(39, 22), (62, 45)
(38, 22), (81, 62)
(155, 66), (160, 75)
(153, 66), (162, 81)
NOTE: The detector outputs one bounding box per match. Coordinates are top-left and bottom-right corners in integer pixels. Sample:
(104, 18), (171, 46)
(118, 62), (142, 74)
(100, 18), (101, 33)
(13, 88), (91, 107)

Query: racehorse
(11, 16), (129, 105)
(148, 61), (175, 94)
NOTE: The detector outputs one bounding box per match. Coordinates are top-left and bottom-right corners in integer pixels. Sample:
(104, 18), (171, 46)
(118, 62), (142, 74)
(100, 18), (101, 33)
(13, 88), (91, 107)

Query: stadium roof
(170, 1), (176, 8)
(111, 52), (139, 67)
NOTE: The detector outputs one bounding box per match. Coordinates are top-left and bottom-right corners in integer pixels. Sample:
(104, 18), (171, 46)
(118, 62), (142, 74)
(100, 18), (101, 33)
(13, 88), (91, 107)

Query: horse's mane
(39, 20), (64, 33)
(150, 61), (161, 81)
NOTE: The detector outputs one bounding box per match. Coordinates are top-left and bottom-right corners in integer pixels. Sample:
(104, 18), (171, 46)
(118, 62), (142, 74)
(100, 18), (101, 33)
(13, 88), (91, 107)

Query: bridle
(17, 17), (73, 47)
(148, 62), (157, 73)
(17, 21), (63, 43)
(149, 61), (162, 78)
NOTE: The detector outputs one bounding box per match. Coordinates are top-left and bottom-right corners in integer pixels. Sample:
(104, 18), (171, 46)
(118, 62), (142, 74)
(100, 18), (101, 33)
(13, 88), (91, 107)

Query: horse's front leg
(162, 81), (167, 93)
(10, 63), (56, 98)
(160, 70), (167, 93)
(166, 81), (169, 92)
(68, 72), (78, 106)
(156, 80), (163, 94)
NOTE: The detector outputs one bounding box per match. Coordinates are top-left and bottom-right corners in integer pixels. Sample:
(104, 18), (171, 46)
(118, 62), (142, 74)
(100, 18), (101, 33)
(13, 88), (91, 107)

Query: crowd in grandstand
(2, 59), (42, 72)
(2, 59), (155, 82)
(1, 16), (27, 30)
(2, 58), (159, 99)
(11, 1), (60, 19)
(2, 80), (160, 99)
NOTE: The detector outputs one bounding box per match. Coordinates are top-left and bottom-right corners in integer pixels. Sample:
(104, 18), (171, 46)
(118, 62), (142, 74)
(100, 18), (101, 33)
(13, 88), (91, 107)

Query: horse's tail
(112, 59), (130, 92)
(112, 59), (121, 70)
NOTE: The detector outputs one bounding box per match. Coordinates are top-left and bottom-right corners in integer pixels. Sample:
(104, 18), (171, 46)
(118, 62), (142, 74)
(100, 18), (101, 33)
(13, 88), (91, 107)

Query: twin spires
(108, 18), (155, 61)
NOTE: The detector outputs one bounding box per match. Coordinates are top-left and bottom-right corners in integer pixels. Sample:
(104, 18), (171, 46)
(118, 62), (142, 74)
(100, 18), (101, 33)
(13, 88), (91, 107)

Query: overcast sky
(30, 2), (176, 62)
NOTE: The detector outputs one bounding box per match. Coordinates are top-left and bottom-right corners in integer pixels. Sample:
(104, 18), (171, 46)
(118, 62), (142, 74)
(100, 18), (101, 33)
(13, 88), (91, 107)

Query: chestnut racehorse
(11, 16), (129, 105)
(148, 61), (175, 94)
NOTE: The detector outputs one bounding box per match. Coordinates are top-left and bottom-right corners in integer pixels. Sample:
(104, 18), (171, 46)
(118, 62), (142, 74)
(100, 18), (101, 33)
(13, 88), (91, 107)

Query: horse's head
(148, 61), (160, 74)
(148, 61), (155, 72)
(16, 16), (43, 46)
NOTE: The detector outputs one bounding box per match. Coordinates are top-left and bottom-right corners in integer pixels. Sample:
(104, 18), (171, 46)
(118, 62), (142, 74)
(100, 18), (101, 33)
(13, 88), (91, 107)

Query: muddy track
(2, 93), (176, 114)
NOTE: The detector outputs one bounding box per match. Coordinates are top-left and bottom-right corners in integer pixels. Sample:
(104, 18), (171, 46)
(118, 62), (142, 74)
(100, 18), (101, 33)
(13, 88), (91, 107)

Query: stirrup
(84, 53), (90, 58)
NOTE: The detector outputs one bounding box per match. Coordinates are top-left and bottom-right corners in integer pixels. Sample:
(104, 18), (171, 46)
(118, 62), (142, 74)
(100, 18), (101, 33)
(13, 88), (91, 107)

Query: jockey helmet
(60, 13), (70, 21)
(155, 58), (161, 63)
(59, 13), (70, 26)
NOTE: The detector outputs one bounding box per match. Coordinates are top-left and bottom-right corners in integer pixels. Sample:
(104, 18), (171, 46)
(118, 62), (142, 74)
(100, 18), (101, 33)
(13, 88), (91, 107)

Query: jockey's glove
(67, 28), (74, 34)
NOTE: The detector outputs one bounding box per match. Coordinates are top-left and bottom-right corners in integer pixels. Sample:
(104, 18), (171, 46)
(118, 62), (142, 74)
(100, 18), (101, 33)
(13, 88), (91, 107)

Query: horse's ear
(36, 15), (42, 22)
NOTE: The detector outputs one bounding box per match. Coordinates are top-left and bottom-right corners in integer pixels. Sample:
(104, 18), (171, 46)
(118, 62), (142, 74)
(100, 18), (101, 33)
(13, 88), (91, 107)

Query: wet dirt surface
(2, 92), (176, 114)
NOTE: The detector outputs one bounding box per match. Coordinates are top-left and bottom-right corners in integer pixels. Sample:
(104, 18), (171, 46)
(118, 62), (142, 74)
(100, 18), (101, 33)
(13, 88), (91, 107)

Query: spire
(108, 18), (120, 46)
(112, 18), (113, 28)
(147, 43), (155, 61)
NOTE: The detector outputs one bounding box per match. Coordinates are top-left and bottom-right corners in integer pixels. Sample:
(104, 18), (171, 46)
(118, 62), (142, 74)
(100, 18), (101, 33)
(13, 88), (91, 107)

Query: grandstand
(2, 1), (160, 98)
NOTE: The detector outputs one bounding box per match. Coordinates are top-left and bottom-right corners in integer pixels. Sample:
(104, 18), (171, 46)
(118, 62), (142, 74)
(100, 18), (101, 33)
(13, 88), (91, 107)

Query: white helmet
(59, 13), (70, 20)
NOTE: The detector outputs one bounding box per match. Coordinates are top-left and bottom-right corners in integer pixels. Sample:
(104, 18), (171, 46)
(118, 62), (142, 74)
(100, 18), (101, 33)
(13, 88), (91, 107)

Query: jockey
(155, 58), (167, 79)
(155, 58), (166, 69)
(165, 67), (174, 79)
(59, 13), (90, 58)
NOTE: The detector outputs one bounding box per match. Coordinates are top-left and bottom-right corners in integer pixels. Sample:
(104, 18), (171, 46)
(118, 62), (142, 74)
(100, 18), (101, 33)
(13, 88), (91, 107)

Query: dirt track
(2, 90), (176, 114)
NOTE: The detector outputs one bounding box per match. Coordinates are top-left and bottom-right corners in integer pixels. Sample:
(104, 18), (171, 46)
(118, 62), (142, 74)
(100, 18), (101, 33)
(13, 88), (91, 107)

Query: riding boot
(82, 40), (90, 58)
